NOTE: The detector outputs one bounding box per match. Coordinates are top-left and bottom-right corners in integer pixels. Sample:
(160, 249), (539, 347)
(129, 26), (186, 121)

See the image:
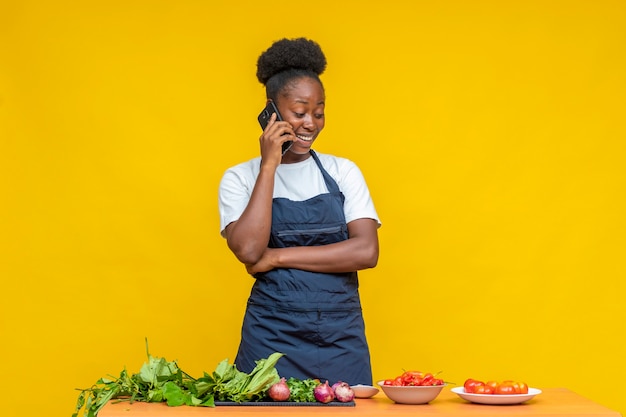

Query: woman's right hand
(245, 247), (278, 275)
(259, 112), (295, 167)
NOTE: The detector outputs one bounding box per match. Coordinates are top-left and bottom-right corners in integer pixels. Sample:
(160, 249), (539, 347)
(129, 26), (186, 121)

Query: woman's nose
(302, 114), (314, 129)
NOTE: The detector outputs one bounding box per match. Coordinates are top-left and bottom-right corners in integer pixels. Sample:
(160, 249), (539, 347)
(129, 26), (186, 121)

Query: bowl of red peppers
(377, 371), (446, 404)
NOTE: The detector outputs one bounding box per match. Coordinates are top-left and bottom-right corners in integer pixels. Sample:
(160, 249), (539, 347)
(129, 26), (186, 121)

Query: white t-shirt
(218, 152), (380, 236)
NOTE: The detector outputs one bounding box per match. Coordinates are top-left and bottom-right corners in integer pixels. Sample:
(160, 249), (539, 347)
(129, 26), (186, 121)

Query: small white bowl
(350, 384), (379, 398)
(377, 381), (445, 404)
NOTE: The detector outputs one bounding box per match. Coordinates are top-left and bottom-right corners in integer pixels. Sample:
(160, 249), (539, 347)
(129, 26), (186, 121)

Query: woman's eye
(315, 114), (325, 119)
(294, 113), (305, 118)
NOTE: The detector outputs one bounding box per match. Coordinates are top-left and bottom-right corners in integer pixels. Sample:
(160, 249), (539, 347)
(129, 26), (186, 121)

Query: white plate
(451, 387), (542, 405)
(350, 384), (379, 398)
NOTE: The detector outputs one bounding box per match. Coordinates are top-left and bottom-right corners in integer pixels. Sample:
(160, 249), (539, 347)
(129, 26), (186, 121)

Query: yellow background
(1, 1), (625, 416)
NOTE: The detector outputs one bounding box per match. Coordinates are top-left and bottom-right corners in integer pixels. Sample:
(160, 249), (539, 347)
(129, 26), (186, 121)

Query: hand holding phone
(257, 101), (293, 155)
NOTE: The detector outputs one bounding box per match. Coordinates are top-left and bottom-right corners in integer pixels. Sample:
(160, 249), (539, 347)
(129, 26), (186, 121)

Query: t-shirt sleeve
(218, 167), (253, 237)
(338, 159), (381, 226)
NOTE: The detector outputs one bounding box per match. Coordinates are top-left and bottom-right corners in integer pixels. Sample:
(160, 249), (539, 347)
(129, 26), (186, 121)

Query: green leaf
(187, 395), (202, 406)
(94, 385), (119, 408)
(213, 359), (237, 381)
(84, 394), (93, 414)
(199, 396), (215, 407)
(73, 391), (86, 413)
(239, 352), (283, 399)
(212, 352), (284, 403)
(147, 388), (164, 402)
(138, 357), (179, 385)
(193, 380), (213, 397)
(162, 382), (186, 407)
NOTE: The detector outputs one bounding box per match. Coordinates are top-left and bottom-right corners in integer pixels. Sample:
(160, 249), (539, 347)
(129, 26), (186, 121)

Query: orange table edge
(99, 387), (622, 417)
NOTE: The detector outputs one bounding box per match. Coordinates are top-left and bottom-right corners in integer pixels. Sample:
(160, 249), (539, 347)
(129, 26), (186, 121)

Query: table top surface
(99, 387), (622, 417)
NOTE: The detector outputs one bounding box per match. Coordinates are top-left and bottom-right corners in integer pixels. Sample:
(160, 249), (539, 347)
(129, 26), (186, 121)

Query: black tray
(214, 400), (355, 407)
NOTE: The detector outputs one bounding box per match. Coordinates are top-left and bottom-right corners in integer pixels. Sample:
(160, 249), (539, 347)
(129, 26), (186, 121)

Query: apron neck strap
(309, 150), (340, 194)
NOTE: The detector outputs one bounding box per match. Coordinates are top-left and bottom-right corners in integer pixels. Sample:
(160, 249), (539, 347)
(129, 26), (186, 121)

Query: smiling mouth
(296, 134), (314, 142)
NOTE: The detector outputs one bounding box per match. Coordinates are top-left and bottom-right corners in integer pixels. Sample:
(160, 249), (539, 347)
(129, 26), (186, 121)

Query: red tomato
(391, 376), (403, 386)
(518, 382), (529, 394)
(465, 378), (529, 395)
(511, 381), (522, 394)
(495, 382), (517, 395)
(463, 379), (485, 393)
(474, 384), (495, 394)
(383, 379), (394, 386)
(463, 378), (475, 388)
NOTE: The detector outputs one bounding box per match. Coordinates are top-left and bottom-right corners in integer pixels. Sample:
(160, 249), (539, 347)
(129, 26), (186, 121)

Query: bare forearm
(275, 238), (378, 273)
(246, 219), (380, 274)
(226, 165), (276, 264)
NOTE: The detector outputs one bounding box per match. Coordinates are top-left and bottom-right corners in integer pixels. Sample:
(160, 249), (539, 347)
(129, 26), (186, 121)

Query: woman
(218, 38), (380, 385)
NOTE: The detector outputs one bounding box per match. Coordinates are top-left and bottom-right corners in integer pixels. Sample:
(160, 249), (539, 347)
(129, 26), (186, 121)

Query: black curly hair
(256, 38), (327, 101)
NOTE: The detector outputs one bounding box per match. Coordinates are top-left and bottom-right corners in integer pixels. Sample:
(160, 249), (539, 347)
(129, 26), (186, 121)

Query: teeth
(296, 134), (313, 141)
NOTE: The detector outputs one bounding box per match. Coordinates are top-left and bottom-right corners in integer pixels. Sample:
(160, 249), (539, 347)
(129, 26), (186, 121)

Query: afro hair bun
(256, 38), (327, 85)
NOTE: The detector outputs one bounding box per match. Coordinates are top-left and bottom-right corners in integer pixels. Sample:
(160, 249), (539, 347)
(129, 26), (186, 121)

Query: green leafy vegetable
(72, 339), (282, 416)
(285, 377), (320, 402)
(211, 352), (284, 402)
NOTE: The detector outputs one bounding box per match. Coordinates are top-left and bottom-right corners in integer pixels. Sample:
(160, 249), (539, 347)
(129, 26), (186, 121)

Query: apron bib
(234, 150), (372, 385)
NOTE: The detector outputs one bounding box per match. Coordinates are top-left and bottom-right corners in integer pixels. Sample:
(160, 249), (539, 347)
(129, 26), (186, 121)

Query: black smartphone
(257, 101), (293, 155)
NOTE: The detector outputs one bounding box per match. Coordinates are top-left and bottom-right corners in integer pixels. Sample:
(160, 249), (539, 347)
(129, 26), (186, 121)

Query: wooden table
(99, 387), (622, 417)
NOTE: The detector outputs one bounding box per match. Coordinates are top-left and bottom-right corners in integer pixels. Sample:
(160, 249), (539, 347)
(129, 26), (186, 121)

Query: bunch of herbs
(285, 377), (321, 402)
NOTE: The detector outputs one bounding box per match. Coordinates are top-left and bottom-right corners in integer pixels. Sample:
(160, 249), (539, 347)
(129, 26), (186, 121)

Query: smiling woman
(218, 38), (382, 386)
(3, 2), (625, 417)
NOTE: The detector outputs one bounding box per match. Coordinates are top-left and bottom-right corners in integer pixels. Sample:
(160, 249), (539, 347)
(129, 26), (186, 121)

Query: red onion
(314, 380), (335, 403)
(332, 381), (355, 402)
(268, 377), (290, 401)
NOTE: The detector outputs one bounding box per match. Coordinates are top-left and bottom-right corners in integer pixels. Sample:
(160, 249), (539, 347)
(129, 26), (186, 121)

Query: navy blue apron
(234, 150), (372, 385)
